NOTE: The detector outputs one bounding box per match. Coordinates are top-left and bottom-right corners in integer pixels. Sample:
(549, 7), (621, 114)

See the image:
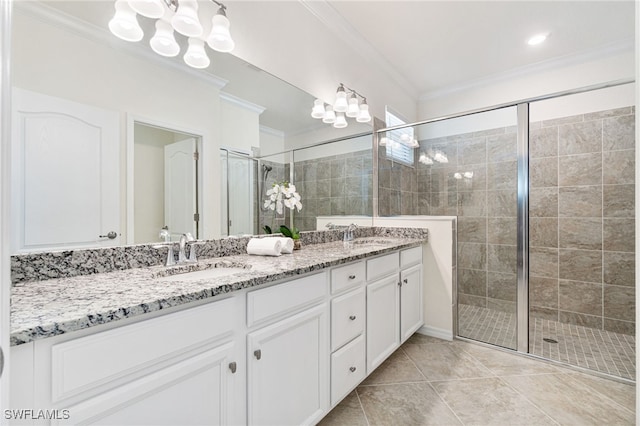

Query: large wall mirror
(10, 0), (372, 253)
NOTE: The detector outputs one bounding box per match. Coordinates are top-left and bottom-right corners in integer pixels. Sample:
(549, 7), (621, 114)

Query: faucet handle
(152, 243), (176, 267)
(187, 240), (206, 262)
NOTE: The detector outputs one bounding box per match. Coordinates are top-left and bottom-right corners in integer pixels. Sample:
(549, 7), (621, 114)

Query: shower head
(263, 165), (273, 172)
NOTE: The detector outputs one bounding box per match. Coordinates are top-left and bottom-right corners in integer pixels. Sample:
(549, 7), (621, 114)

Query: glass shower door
(409, 107), (520, 349)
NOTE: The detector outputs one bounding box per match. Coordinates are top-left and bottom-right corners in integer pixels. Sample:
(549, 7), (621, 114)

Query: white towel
(247, 238), (282, 256)
(276, 237), (294, 254)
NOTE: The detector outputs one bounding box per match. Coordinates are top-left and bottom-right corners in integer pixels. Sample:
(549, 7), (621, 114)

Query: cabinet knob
(398, 281), (402, 287)
(254, 349), (262, 360)
(403, 278), (408, 284)
(349, 366), (357, 373)
(348, 275), (356, 280)
(229, 362), (237, 374)
(349, 315), (357, 321)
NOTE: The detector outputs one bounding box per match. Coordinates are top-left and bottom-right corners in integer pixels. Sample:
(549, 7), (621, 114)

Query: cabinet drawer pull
(349, 315), (356, 321)
(348, 274), (356, 280)
(349, 366), (357, 373)
(403, 278), (408, 284)
(229, 362), (237, 374)
(254, 349), (262, 360)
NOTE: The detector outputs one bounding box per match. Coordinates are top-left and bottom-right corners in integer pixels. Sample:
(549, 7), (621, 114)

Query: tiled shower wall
(529, 107), (635, 335)
(411, 106), (635, 335)
(294, 150), (373, 231)
(416, 128), (520, 316)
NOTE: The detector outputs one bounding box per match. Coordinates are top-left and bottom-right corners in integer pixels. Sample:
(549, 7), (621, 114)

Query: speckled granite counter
(11, 235), (426, 346)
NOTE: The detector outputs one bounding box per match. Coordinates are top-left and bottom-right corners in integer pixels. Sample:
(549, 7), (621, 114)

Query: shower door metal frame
(374, 77), (634, 355)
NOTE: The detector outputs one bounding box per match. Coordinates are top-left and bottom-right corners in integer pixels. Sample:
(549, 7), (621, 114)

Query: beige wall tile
(558, 153), (602, 186)
(559, 280), (602, 316)
(603, 218), (635, 252)
(530, 276), (559, 309)
(603, 184), (635, 218)
(604, 284), (635, 321)
(530, 218), (558, 248)
(530, 187), (558, 218)
(558, 186), (602, 217)
(603, 251), (635, 286)
(558, 120), (603, 155)
(559, 248), (602, 284)
(558, 217), (602, 250)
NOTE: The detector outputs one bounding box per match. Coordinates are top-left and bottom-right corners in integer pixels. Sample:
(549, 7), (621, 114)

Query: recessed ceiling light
(527, 33), (549, 46)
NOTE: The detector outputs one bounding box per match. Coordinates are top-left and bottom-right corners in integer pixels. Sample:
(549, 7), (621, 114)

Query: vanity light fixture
(109, 0), (235, 69)
(311, 83), (371, 128)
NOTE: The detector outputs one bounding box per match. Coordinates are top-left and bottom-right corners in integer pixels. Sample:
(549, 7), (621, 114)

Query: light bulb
(333, 85), (348, 112)
(346, 94), (359, 118)
(183, 38), (210, 69)
(311, 99), (325, 119)
(171, 0), (202, 37)
(150, 17), (180, 57)
(128, 0), (164, 19)
(109, 0), (143, 42)
(454, 172), (462, 180)
(356, 102), (371, 123)
(333, 113), (348, 129)
(207, 8), (235, 52)
(322, 105), (336, 124)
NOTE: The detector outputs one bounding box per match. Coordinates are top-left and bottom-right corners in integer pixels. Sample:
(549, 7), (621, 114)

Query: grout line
(426, 381), (467, 426)
(353, 388), (371, 426)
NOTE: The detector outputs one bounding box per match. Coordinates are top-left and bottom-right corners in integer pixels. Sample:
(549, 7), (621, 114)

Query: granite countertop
(11, 236), (426, 346)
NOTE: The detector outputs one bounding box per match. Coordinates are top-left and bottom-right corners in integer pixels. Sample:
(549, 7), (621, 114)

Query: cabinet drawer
(401, 246), (422, 268)
(331, 287), (365, 351)
(331, 334), (366, 407)
(366, 252), (399, 282)
(51, 297), (236, 402)
(247, 272), (327, 327)
(331, 261), (365, 294)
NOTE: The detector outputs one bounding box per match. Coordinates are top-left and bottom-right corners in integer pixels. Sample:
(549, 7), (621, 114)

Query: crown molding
(419, 38), (635, 102)
(259, 125), (285, 139)
(220, 92), (265, 115)
(15, 1), (228, 90)
(299, 0), (418, 101)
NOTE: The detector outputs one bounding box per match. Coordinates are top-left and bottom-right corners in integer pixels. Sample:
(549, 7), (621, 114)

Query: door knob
(99, 231), (118, 240)
(254, 349), (262, 360)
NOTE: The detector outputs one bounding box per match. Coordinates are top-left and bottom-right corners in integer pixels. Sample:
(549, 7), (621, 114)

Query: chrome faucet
(344, 223), (358, 242)
(178, 234), (189, 263)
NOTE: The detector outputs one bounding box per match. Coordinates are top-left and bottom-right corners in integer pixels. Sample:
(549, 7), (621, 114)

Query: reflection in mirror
(220, 148), (255, 237)
(292, 134), (373, 232)
(132, 123), (201, 244)
(11, 1), (373, 253)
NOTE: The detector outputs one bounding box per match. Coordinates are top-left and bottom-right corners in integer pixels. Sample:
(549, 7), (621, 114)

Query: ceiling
(322, 0), (635, 98)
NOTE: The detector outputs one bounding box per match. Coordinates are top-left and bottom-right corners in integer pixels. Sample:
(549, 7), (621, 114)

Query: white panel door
(400, 264), (423, 343)
(247, 304), (329, 426)
(11, 89), (120, 252)
(366, 274), (400, 373)
(164, 138), (196, 239)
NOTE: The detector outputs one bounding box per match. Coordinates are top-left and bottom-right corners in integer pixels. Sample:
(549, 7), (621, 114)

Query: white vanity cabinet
(10, 243), (425, 426)
(246, 272), (329, 426)
(15, 297), (244, 426)
(366, 247), (423, 374)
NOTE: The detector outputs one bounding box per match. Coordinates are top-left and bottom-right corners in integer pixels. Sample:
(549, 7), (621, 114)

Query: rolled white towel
(247, 238), (282, 256)
(275, 237), (294, 254)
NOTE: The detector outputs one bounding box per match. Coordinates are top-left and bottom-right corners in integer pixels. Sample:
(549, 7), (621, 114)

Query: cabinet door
(400, 264), (423, 343)
(366, 275), (400, 374)
(57, 342), (238, 426)
(248, 304), (328, 426)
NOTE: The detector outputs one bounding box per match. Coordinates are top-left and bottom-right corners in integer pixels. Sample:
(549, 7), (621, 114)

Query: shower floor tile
(458, 304), (636, 381)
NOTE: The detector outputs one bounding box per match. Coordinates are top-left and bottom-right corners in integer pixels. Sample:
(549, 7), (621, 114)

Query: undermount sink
(349, 238), (396, 246)
(154, 262), (252, 283)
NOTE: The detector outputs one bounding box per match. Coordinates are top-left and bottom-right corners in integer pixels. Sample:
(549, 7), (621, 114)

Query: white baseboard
(417, 325), (453, 341)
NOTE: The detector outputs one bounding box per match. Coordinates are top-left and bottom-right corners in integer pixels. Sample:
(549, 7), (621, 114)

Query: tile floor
(458, 304), (636, 380)
(320, 334), (636, 425)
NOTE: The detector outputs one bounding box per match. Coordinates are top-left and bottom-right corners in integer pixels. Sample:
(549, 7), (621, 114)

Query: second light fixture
(311, 83), (371, 128)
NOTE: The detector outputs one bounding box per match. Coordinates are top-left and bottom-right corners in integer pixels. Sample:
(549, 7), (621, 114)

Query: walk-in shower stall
(377, 82), (635, 380)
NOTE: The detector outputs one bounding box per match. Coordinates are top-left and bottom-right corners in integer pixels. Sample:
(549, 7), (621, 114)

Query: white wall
(133, 125), (174, 244)
(292, 134), (372, 162)
(220, 95), (262, 154)
(418, 50), (635, 120)
(259, 126), (286, 157)
(227, 1), (417, 123)
(12, 8), (223, 239)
